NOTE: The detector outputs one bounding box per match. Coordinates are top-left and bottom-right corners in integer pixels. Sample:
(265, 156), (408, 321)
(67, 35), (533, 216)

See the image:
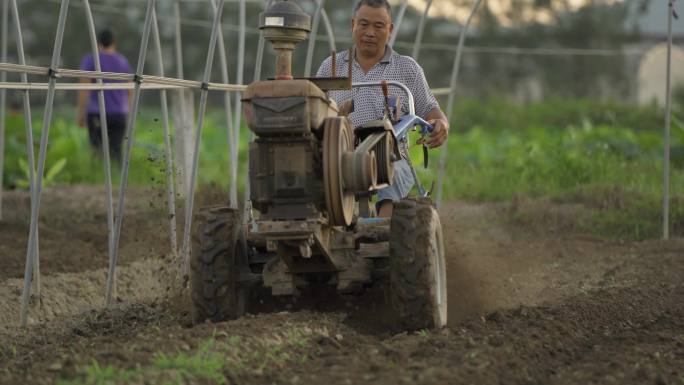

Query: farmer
(316, 0), (449, 217)
(77, 29), (133, 163)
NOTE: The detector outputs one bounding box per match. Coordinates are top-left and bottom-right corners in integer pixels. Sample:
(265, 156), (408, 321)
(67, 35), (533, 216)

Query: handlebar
(351, 81), (416, 116)
(393, 114), (433, 141)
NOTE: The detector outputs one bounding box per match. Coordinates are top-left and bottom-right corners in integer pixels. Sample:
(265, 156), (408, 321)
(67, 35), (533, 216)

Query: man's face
(352, 5), (393, 57)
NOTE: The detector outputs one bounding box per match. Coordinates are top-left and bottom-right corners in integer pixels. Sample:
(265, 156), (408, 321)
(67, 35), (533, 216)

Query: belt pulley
(323, 117), (355, 227)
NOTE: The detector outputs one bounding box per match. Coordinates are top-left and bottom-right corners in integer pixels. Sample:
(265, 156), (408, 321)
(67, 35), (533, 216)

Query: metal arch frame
(389, 0), (408, 47)
(150, 8), (180, 259)
(82, 0), (117, 309)
(304, 0), (326, 78)
(435, 0), (484, 208)
(105, 0), (157, 306)
(663, 0), (676, 240)
(210, 0), (237, 209)
(10, 0), (41, 327)
(230, 0), (246, 211)
(180, 0), (226, 278)
(19, 0), (70, 327)
(0, 0), (7, 221)
(412, 0), (433, 61)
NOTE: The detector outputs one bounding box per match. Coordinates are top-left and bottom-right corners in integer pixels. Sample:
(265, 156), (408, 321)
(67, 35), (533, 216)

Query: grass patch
(411, 99), (684, 240)
(57, 323), (328, 385)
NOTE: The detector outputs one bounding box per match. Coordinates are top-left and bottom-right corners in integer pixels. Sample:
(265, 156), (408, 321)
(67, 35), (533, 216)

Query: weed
(57, 326), (321, 384)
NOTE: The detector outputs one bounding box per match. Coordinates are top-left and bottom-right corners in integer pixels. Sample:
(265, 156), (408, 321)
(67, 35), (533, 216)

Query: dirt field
(0, 186), (683, 384)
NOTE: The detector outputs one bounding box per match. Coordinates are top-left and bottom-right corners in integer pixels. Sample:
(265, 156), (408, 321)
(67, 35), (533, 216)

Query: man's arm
(76, 78), (90, 127)
(424, 106), (449, 148)
(406, 59), (449, 148)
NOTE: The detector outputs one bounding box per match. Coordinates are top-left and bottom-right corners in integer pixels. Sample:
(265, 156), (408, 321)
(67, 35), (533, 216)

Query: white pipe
(663, 0), (675, 239)
(10, 0), (39, 327)
(211, 0), (236, 208)
(304, 0), (325, 78)
(0, 0), (7, 221)
(83, 0), (116, 308)
(20, 0), (70, 327)
(411, 0), (433, 61)
(389, 0), (408, 47)
(106, 0), (156, 306)
(180, 0), (226, 281)
(231, 0), (246, 209)
(436, 0), (483, 209)
(151, 9), (179, 259)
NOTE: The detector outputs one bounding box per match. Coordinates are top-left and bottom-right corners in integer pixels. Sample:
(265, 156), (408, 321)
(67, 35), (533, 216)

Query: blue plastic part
(393, 114), (433, 141)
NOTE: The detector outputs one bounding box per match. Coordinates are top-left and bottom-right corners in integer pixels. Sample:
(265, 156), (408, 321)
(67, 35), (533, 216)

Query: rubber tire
(190, 206), (246, 323)
(389, 198), (448, 330)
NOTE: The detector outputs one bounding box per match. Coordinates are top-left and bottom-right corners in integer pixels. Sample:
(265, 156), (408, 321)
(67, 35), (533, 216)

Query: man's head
(98, 29), (115, 49)
(352, 0), (393, 59)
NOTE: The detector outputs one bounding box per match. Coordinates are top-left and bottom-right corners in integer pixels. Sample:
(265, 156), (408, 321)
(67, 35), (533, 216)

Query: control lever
(380, 80), (394, 122)
(393, 115), (433, 170)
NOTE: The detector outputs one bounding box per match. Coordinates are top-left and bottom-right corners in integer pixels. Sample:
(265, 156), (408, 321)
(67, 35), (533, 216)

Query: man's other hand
(424, 118), (448, 148)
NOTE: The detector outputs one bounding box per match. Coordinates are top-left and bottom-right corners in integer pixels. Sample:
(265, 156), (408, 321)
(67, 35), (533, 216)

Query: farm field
(0, 185), (682, 385)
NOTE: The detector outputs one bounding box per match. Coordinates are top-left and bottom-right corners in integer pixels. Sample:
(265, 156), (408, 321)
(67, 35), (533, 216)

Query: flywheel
(323, 117), (355, 226)
(375, 133), (395, 186)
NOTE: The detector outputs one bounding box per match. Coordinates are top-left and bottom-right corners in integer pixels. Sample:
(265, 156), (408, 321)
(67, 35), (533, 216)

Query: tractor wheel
(389, 198), (447, 330)
(190, 206), (247, 323)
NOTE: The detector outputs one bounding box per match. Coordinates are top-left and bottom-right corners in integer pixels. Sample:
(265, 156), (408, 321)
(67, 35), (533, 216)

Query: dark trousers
(87, 113), (126, 162)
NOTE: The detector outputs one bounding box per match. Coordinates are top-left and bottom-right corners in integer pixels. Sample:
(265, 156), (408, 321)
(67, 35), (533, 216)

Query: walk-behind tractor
(190, 0), (447, 330)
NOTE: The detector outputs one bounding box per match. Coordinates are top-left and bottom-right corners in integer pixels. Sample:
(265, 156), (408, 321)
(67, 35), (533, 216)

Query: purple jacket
(79, 52), (133, 115)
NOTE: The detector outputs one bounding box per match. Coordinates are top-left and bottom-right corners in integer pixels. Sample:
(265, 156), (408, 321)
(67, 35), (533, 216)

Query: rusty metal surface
(323, 117), (355, 227)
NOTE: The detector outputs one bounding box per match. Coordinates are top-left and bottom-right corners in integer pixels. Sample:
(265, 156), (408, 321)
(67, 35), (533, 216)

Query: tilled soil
(1, 186), (683, 384)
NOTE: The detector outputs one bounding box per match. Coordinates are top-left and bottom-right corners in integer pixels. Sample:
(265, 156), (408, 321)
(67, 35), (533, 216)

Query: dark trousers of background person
(86, 113), (126, 163)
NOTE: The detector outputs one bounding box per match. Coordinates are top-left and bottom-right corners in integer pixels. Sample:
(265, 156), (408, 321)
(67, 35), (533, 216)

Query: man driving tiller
(316, 0), (450, 217)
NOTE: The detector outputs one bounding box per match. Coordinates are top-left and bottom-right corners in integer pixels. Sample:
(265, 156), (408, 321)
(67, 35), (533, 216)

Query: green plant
(14, 157), (67, 189)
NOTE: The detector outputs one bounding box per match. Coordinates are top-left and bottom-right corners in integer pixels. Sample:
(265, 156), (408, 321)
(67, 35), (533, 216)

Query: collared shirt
(316, 45), (440, 128)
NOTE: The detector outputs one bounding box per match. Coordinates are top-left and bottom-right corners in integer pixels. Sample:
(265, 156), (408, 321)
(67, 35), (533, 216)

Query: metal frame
(106, 0), (156, 306)
(0, 0), (7, 221)
(435, 0), (483, 208)
(663, 0), (676, 239)
(151, 8), (179, 257)
(20, 0), (70, 327)
(211, 0), (236, 209)
(9, 0), (39, 325)
(389, 0), (408, 47)
(82, 0), (117, 308)
(180, 0), (226, 277)
(230, 0), (246, 209)
(411, 0), (433, 61)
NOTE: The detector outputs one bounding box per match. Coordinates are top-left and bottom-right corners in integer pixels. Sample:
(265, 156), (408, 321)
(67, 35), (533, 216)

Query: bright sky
(402, 0), (621, 27)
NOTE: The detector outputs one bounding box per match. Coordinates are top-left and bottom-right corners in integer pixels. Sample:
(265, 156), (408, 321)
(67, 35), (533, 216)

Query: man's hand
(77, 113), (86, 128)
(337, 99), (354, 117)
(423, 118), (449, 148)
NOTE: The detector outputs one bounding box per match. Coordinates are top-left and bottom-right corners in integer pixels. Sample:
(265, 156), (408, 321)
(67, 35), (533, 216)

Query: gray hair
(353, 0), (392, 19)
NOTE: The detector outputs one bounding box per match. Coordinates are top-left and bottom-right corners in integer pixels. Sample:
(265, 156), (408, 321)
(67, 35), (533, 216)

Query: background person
(77, 29), (133, 163)
(316, 0), (449, 217)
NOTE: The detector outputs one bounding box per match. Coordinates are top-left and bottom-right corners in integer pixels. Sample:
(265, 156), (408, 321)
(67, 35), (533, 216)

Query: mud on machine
(190, 0), (447, 330)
